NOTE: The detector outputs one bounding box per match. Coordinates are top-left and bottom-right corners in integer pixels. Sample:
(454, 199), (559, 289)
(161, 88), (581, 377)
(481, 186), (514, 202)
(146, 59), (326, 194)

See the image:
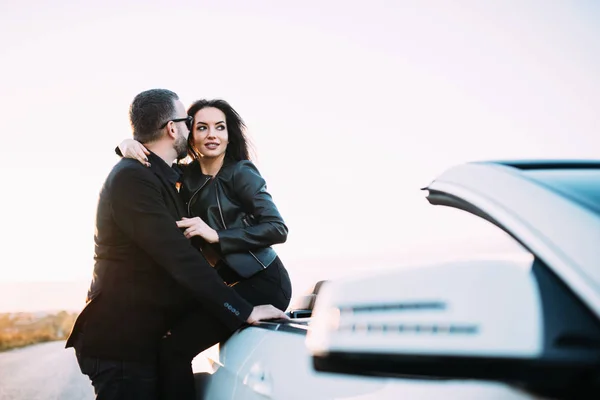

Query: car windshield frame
(521, 168), (600, 216)
(427, 160), (600, 319)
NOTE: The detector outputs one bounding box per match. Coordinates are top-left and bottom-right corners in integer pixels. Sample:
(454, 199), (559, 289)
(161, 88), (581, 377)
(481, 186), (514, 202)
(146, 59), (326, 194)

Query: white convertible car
(198, 160), (600, 400)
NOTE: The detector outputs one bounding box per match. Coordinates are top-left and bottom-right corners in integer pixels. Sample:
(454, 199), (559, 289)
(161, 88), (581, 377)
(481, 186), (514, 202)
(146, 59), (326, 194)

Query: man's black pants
(75, 350), (159, 400)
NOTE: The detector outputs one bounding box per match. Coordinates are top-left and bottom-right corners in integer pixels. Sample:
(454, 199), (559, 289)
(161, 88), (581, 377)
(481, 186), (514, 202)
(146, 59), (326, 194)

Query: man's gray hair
(129, 89), (179, 143)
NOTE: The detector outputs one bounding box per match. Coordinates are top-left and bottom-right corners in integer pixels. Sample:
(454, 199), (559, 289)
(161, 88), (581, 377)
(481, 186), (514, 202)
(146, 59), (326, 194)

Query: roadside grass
(0, 311), (78, 351)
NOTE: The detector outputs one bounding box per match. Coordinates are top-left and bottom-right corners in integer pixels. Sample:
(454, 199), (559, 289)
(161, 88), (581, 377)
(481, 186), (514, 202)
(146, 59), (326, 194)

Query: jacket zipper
(187, 176), (212, 217)
(215, 185), (267, 269)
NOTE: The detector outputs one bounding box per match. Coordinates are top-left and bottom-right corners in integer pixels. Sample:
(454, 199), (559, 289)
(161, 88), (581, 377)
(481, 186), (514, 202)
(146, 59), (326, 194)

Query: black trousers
(158, 257), (292, 400)
(74, 335), (159, 400)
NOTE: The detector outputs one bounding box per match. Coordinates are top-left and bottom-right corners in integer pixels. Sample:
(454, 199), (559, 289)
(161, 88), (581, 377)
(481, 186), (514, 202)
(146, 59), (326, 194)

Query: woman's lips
(205, 143), (219, 150)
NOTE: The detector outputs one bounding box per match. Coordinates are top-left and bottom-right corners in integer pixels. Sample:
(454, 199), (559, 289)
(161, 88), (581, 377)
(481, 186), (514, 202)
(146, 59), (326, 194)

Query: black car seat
(287, 280), (329, 319)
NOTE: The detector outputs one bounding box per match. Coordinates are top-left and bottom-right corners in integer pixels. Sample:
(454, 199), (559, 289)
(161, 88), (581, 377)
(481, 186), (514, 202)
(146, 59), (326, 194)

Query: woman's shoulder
(233, 159), (259, 172)
(218, 160), (266, 193)
(230, 160), (265, 182)
(219, 159), (260, 177)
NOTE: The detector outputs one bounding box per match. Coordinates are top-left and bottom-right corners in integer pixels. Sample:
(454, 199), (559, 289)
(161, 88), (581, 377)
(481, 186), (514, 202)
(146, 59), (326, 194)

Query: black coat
(65, 153), (253, 362)
(180, 159), (288, 277)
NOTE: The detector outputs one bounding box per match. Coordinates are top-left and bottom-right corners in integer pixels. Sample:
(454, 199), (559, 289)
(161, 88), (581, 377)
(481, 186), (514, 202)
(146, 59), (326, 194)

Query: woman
(119, 99), (292, 399)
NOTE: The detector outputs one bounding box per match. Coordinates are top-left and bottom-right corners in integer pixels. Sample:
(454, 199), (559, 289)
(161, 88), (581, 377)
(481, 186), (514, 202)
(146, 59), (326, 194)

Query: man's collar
(147, 152), (182, 186)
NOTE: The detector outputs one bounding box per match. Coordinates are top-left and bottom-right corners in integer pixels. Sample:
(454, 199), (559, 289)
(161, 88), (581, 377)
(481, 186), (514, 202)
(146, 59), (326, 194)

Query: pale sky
(0, 0), (598, 311)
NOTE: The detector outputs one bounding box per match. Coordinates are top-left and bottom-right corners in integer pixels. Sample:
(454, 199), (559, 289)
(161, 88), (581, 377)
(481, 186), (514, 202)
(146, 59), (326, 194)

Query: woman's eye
(217, 125), (226, 131)
(197, 126), (206, 131)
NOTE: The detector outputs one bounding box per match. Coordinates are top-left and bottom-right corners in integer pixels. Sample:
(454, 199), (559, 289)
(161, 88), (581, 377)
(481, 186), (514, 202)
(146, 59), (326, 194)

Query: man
(66, 89), (286, 400)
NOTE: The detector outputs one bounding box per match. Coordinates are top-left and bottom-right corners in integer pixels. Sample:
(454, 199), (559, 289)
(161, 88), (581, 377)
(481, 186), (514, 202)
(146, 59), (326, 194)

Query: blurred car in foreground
(201, 160), (600, 400)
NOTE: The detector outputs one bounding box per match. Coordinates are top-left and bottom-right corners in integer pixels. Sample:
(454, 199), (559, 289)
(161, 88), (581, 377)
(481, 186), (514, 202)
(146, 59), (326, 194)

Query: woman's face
(192, 107), (229, 159)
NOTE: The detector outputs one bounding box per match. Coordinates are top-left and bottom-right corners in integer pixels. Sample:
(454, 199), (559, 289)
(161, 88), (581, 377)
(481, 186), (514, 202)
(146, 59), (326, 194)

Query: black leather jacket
(180, 158), (288, 277)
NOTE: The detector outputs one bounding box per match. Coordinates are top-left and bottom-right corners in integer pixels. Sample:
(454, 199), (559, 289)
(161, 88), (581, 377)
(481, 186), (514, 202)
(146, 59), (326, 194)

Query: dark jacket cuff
(217, 228), (246, 254)
(219, 296), (253, 330)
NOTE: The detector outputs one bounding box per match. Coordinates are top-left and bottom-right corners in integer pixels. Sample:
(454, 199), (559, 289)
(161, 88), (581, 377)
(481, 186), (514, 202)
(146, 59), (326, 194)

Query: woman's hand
(177, 217), (220, 243)
(119, 139), (150, 167)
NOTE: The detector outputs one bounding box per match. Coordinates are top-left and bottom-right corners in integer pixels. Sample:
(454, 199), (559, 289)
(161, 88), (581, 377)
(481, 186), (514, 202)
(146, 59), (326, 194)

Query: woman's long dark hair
(187, 99), (252, 162)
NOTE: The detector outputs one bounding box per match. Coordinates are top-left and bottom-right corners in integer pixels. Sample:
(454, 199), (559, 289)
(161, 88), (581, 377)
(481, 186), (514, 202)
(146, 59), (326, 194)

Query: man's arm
(109, 164), (253, 331)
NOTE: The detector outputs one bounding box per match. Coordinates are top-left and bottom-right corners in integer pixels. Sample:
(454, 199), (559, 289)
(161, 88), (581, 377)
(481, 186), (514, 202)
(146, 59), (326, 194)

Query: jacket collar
(181, 157), (236, 192)
(147, 152), (182, 187)
(146, 151), (186, 217)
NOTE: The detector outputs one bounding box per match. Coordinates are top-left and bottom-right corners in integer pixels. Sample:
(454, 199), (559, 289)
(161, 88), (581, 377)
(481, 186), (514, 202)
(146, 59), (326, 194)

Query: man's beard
(174, 133), (188, 160)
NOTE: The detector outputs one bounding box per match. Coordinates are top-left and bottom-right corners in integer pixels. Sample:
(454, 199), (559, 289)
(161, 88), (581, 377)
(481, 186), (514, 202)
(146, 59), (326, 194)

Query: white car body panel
(308, 258), (543, 358)
(427, 162), (600, 317)
(204, 325), (387, 400)
(200, 160), (600, 399)
(204, 324), (539, 400)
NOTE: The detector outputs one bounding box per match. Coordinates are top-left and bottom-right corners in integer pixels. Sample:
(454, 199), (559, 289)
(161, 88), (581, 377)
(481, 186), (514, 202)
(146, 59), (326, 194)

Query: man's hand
(247, 304), (289, 324)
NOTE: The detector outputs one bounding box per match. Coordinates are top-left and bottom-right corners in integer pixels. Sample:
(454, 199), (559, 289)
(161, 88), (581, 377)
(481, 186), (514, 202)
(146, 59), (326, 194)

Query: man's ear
(165, 122), (177, 140)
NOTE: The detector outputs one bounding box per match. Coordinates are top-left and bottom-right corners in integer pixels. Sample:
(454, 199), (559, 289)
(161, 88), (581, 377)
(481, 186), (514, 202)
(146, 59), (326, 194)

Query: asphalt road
(0, 340), (546, 400)
(0, 341), (94, 400)
(0, 341), (213, 400)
